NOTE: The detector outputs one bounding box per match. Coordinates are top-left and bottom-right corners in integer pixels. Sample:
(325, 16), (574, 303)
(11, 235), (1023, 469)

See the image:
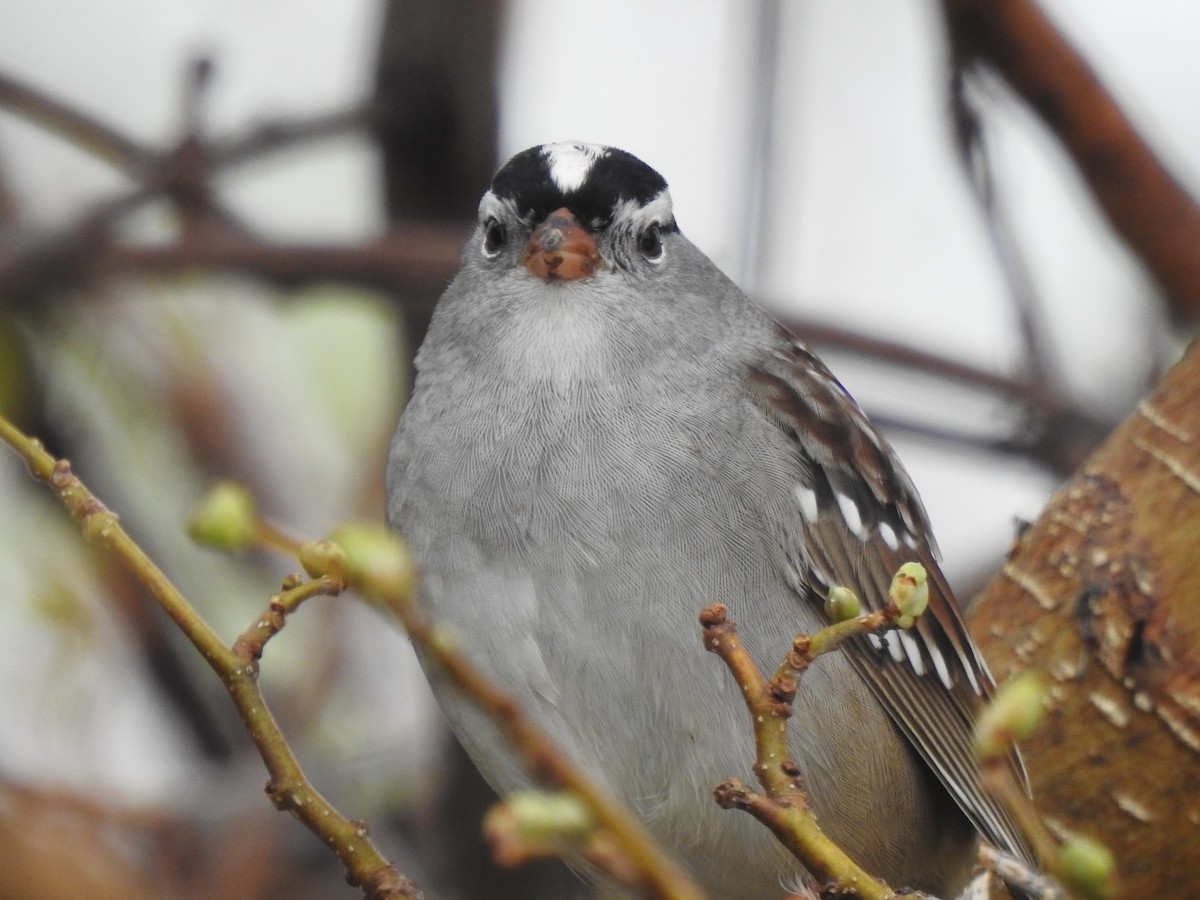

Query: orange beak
(521, 207), (601, 282)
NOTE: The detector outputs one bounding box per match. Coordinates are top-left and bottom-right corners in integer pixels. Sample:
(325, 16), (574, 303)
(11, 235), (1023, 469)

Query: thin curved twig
(698, 568), (936, 900)
(0, 415), (421, 900)
(948, 67), (1055, 386)
(342, 533), (709, 900)
(0, 69), (154, 172)
(214, 102), (376, 170)
(941, 0), (1200, 322)
(783, 315), (1112, 475)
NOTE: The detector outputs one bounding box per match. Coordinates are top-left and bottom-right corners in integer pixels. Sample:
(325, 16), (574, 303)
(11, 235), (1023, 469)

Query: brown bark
(970, 339), (1200, 895)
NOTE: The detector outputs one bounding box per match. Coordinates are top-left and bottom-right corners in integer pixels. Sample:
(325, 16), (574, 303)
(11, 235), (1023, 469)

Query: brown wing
(747, 326), (1034, 865)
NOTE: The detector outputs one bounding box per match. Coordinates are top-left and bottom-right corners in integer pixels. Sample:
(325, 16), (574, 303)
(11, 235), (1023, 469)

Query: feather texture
(748, 329), (1034, 866)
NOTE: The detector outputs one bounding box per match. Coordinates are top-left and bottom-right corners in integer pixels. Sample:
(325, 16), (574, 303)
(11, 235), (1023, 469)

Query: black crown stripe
(489, 145), (676, 232)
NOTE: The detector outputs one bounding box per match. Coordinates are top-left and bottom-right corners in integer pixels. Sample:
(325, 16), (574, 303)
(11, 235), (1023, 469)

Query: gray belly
(387, 386), (971, 897)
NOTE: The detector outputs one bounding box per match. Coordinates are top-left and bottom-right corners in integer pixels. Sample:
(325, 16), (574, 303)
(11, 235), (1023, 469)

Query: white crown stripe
(543, 142), (607, 193)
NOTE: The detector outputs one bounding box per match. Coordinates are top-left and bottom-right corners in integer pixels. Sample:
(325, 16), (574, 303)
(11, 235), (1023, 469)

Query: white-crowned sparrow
(386, 142), (1032, 898)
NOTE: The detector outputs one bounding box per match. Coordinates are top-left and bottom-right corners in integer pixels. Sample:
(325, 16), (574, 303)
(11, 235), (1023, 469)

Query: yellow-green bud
(974, 672), (1047, 760)
(186, 481), (258, 551)
(503, 790), (594, 843)
(825, 586), (861, 622)
(298, 539), (346, 580)
(890, 562), (929, 628)
(328, 523), (417, 599)
(1058, 833), (1116, 899)
(482, 790), (596, 868)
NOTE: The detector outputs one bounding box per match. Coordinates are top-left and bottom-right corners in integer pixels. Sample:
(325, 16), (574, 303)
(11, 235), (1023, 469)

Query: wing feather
(747, 327), (1034, 865)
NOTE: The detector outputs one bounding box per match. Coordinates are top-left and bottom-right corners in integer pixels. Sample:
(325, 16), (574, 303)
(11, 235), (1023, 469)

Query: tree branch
(0, 416), (420, 900)
(697, 567), (933, 900)
(0, 69), (154, 173)
(328, 525), (709, 900)
(969, 337), (1200, 897)
(942, 0), (1200, 322)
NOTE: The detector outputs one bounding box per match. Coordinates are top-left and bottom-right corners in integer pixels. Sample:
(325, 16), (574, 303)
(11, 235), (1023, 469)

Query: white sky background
(0, 0), (1196, 801)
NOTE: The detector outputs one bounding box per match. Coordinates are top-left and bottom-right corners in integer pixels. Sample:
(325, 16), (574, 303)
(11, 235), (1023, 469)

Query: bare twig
(0, 415), (420, 900)
(942, 0), (1200, 322)
(784, 316), (1074, 420)
(230, 573), (340, 664)
(0, 69), (154, 172)
(214, 102), (376, 170)
(0, 433), (707, 899)
(0, 214), (463, 315)
(329, 526), (709, 900)
(94, 222), (464, 299)
(0, 68), (371, 178)
(784, 315), (1112, 475)
(699, 605), (897, 899)
(0, 69), (441, 314)
(697, 568), (938, 898)
(946, 68), (1054, 387)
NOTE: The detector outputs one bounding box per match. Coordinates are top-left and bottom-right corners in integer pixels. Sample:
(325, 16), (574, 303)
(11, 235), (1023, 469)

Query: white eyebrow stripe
(477, 191), (516, 222)
(544, 142), (607, 192)
(633, 190), (674, 225)
(609, 191), (675, 233)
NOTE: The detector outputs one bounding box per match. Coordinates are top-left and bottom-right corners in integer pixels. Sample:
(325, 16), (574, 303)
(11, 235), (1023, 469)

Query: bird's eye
(482, 218), (507, 258)
(637, 223), (664, 261)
